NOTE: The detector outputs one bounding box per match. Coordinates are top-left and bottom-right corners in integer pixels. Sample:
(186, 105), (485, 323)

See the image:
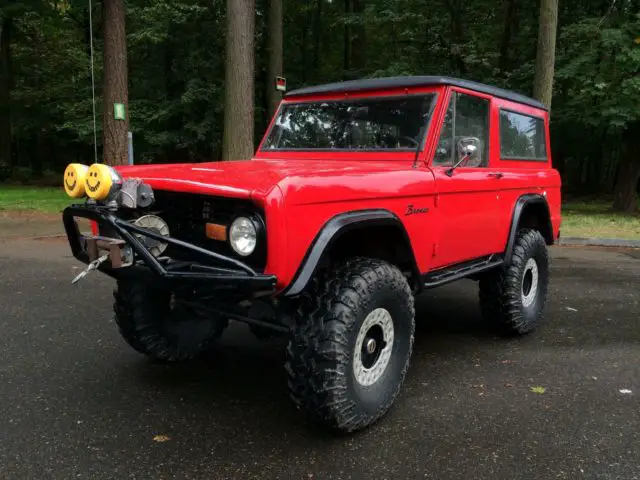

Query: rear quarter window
(499, 109), (547, 161)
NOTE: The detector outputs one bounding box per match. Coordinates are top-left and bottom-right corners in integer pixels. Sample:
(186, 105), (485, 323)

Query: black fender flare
(504, 194), (553, 265)
(282, 209), (420, 297)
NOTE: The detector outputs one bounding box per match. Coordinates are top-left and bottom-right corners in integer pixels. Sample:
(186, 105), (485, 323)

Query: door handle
(488, 172), (504, 179)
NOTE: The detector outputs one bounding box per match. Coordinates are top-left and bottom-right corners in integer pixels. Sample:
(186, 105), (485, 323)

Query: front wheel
(113, 281), (228, 362)
(285, 258), (415, 433)
(479, 228), (549, 335)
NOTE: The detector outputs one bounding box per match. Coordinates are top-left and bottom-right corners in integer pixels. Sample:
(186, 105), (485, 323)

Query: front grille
(149, 190), (266, 270)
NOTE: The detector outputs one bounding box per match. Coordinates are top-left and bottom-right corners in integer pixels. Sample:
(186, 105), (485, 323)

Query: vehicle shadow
(119, 280), (491, 436)
(124, 330), (338, 441)
(47, 277), (536, 476)
(413, 279), (489, 338)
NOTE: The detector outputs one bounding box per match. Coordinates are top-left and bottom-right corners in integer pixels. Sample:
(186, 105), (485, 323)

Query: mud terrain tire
(285, 258), (415, 432)
(113, 281), (228, 362)
(479, 228), (549, 335)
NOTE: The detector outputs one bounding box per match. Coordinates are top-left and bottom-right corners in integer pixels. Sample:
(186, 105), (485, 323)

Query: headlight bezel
(228, 214), (265, 258)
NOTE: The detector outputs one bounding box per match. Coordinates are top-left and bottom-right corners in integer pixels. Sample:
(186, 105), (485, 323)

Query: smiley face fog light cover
(85, 163), (123, 201)
(63, 164), (89, 198)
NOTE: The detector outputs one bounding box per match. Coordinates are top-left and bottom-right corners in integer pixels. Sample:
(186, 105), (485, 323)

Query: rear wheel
(479, 228), (549, 335)
(113, 281), (228, 362)
(285, 258), (415, 432)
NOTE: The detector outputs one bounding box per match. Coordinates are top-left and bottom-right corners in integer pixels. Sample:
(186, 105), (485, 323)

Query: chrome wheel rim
(521, 258), (539, 308)
(353, 308), (394, 386)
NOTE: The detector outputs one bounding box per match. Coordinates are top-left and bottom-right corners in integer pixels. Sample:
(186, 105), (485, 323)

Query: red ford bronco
(62, 76), (561, 433)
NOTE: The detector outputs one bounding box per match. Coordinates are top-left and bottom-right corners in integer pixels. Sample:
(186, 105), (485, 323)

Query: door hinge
(432, 243), (437, 257)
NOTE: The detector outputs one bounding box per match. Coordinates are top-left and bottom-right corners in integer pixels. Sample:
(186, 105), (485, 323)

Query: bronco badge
(405, 204), (429, 216)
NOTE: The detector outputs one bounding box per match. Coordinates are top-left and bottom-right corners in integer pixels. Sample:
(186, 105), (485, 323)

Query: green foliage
(556, 12), (640, 129)
(7, 2), (95, 170)
(126, 0), (225, 163)
(1, 0), (638, 207)
(127, 1), (208, 45)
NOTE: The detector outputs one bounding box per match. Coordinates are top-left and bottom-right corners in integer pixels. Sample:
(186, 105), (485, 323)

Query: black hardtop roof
(285, 75), (547, 111)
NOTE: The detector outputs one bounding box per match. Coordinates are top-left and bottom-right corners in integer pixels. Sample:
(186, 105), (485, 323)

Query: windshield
(262, 94), (436, 151)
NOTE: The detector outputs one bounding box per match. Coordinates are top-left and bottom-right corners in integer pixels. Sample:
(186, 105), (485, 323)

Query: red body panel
(424, 87), (561, 269)
(270, 164), (437, 288)
(114, 83), (561, 292)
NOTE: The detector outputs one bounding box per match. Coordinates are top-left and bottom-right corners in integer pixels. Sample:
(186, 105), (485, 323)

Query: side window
(433, 92), (490, 167)
(499, 110), (547, 160)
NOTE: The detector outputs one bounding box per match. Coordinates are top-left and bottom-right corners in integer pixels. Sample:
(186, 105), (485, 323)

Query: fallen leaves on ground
(153, 435), (171, 443)
(530, 386), (546, 394)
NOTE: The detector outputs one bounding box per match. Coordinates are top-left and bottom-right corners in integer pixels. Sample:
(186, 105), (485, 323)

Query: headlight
(63, 163), (89, 198)
(229, 216), (257, 256)
(133, 214), (170, 257)
(85, 163), (122, 201)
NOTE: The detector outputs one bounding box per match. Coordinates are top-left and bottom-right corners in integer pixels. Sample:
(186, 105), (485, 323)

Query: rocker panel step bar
(422, 254), (503, 288)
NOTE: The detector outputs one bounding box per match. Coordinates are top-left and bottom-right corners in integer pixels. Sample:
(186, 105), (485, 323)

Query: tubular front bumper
(62, 204), (277, 292)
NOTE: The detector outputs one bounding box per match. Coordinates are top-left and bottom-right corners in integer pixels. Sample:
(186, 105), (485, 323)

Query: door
(492, 103), (555, 246)
(429, 89), (502, 269)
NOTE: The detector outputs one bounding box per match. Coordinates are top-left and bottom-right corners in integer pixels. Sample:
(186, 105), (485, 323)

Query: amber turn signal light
(205, 223), (227, 241)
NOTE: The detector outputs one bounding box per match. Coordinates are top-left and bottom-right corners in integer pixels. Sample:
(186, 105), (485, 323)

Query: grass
(0, 185), (73, 214)
(561, 200), (640, 240)
(0, 185), (638, 240)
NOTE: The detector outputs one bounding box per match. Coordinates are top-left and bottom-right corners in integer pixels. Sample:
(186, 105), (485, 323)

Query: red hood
(114, 159), (407, 199)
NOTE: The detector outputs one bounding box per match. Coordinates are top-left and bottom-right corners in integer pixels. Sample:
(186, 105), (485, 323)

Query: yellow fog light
(63, 164), (89, 198)
(85, 163), (120, 200)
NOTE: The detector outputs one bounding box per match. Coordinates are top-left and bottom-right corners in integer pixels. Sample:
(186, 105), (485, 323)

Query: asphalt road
(0, 239), (638, 480)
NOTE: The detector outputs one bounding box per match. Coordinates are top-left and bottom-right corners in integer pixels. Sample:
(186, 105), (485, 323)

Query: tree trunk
(533, 0), (558, 109)
(266, 0), (283, 119)
(299, 0), (310, 83)
(222, 0), (255, 161)
(0, 16), (12, 169)
(612, 123), (640, 213)
(82, 7), (93, 58)
(102, 0), (129, 166)
(499, 0), (518, 71)
(164, 27), (174, 98)
(343, 0), (351, 77)
(445, 0), (466, 74)
(32, 130), (45, 178)
(351, 0), (366, 74)
(312, 0), (322, 76)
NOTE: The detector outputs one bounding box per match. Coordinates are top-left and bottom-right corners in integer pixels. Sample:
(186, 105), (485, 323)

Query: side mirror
(436, 147), (449, 159)
(457, 137), (480, 162)
(445, 137), (482, 177)
(460, 143), (478, 157)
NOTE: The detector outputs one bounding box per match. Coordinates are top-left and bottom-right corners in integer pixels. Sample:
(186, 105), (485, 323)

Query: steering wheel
(399, 136), (419, 148)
